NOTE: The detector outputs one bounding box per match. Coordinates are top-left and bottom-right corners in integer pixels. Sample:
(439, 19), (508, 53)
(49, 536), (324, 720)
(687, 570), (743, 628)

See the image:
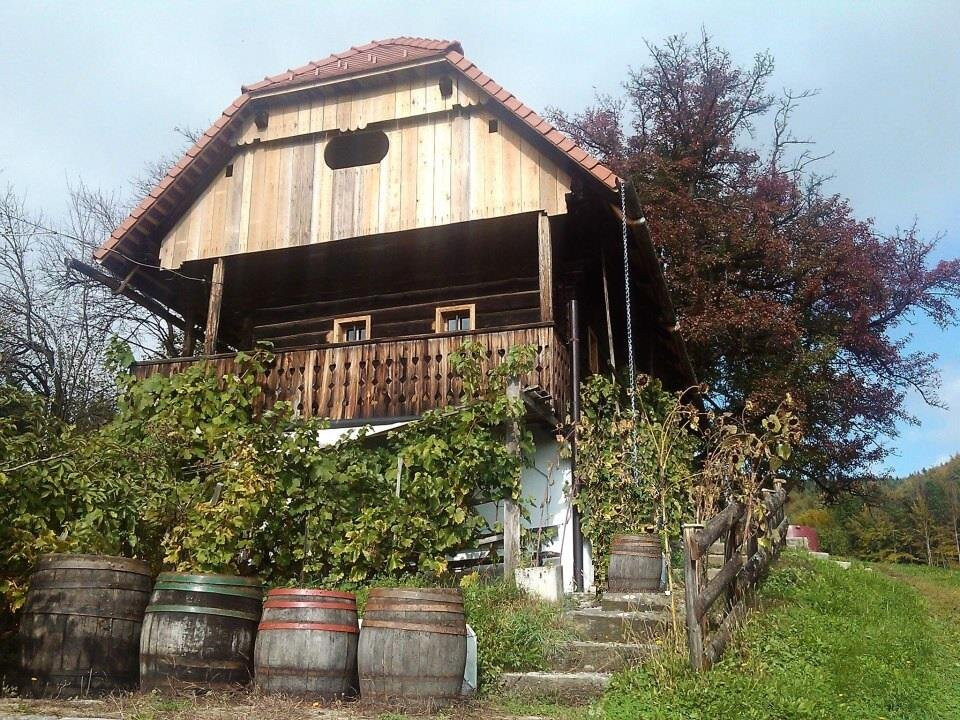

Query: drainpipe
(570, 298), (584, 592)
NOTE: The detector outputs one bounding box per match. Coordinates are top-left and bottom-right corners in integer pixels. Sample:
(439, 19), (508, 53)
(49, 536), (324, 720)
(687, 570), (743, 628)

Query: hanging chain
(619, 179), (639, 484)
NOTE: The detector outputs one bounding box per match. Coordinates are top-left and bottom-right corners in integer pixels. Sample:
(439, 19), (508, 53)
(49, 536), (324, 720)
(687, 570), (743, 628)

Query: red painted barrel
(254, 589), (359, 698)
(358, 588), (466, 704)
(787, 525), (820, 552)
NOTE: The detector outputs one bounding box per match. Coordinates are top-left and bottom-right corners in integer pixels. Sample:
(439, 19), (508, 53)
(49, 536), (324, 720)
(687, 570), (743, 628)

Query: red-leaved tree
(552, 33), (960, 494)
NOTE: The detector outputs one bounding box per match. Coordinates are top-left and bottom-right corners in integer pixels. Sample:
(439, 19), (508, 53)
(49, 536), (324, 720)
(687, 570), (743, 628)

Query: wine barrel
(139, 572), (264, 690)
(254, 589), (358, 698)
(18, 553), (152, 697)
(358, 588), (466, 704)
(607, 533), (663, 592)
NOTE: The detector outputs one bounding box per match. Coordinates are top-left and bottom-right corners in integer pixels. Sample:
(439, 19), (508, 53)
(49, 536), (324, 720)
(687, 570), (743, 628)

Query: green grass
(594, 552), (960, 720)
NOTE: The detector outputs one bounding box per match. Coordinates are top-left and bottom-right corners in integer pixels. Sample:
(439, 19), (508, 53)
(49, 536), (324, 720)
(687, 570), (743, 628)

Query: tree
(0, 184), (175, 426)
(0, 127), (199, 425)
(552, 32), (960, 494)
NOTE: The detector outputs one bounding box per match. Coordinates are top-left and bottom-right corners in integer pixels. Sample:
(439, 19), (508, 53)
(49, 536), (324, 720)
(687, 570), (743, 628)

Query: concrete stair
(564, 607), (672, 643)
(499, 591), (681, 701)
(550, 640), (660, 672)
(600, 591), (681, 613)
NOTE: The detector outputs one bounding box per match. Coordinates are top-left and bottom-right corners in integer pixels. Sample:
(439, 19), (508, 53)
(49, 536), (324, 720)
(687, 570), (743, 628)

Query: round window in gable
(324, 131), (389, 169)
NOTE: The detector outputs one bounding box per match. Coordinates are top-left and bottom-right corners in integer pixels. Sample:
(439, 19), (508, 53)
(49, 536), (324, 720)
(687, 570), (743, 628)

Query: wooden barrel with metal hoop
(607, 533), (663, 591)
(139, 572), (264, 690)
(357, 588), (466, 704)
(18, 553), (152, 697)
(254, 588), (359, 698)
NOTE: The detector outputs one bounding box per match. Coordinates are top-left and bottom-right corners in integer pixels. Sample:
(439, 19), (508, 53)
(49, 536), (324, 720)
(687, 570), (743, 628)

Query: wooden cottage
(88, 37), (694, 590)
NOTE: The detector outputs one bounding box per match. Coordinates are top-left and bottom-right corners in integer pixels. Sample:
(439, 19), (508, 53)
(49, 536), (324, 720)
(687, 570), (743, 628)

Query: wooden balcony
(133, 323), (570, 423)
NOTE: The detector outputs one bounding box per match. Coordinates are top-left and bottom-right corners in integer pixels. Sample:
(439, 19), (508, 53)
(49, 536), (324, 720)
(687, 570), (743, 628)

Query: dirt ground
(0, 693), (559, 720)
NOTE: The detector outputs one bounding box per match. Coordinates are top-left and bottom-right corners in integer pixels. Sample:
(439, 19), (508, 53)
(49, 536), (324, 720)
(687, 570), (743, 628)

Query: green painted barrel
(139, 572), (264, 690)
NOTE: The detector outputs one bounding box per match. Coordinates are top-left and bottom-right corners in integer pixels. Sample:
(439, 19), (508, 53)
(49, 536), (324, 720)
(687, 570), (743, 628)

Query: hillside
(788, 455), (960, 566)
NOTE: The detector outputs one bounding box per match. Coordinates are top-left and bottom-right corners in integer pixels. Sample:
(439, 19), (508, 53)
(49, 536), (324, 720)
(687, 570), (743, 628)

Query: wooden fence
(682, 479), (788, 671)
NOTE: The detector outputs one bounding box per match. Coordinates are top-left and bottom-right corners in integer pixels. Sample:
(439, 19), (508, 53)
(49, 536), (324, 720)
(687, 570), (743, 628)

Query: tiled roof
(241, 37), (463, 93)
(95, 38), (620, 263)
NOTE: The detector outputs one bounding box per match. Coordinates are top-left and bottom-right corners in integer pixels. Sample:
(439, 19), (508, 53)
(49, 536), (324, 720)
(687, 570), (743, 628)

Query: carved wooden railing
(682, 479), (788, 671)
(134, 323), (570, 422)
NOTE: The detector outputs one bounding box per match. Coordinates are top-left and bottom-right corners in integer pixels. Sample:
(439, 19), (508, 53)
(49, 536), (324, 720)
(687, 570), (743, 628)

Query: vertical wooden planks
(238, 146), (257, 253)
(399, 124), (419, 230)
(359, 164), (380, 236)
(415, 119), (435, 228)
(289, 142), (315, 246)
(331, 167), (357, 241)
(309, 94), (326, 134)
(450, 113), (470, 223)
(539, 155), (559, 215)
(275, 143), (295, 248)
(409, 79), (427, 118)
(432, 118), (451, 225)
(378, 129), (398, 234)
(520, 139), (541, 213)
(500, 123), (522, 215)
(245, 144), (267, 252)
(394, 79), (411, 120)
(222, 152), (245, 255)
(311, 138), (332, 244)
(483, 114), (502, 217)
(467, 113), (486, 219)
(322, 95), (339, 132)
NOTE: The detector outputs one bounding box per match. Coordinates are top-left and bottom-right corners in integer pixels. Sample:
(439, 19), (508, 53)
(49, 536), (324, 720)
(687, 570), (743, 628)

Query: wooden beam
(203, 258), (225, 355)
(503, 377), (523, 581)
(114, 267), (138, 295)
(537, 213), (553, 322)
(64, 258), (186, 331)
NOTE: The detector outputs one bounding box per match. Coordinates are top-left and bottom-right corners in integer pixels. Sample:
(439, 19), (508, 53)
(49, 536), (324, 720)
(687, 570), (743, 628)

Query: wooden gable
(158, 69), (572, 269)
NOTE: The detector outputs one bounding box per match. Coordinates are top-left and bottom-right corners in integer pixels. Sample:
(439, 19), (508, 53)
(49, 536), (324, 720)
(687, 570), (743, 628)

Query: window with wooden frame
(435, 304), (475, 333)
(332, 315), (371, 343)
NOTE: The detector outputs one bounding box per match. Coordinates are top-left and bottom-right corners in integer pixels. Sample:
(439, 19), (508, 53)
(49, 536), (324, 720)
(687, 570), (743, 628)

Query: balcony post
(203, 258), (225, 355)
(570, 297), (584, 591)
(503, 376), (522, 581)
(538, 213), (553, 322)
(182, 309), (196, 357)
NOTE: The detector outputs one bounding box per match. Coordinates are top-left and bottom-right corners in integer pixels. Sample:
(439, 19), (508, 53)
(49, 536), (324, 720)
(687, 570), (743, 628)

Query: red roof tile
(96, 38), (619, 263)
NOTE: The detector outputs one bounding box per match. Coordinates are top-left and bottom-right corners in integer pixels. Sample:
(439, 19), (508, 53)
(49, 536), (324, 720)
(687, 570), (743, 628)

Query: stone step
(549, 640), (660, 672)
(499, 671), (611, 700)
(568, 592), (599, 609)
(565, 607), (672, 643)
(601, 591), (682, 613)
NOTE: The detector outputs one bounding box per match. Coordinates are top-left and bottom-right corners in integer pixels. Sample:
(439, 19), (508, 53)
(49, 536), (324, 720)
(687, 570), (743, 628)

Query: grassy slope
(595, 552), (960, 720)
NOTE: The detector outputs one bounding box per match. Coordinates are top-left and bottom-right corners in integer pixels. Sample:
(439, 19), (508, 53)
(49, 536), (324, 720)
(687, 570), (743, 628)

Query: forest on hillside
(790, 455), (960, 567)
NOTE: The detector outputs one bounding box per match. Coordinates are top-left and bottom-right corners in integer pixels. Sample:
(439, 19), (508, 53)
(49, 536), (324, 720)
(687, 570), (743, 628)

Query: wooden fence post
(682, 523), (706, 671)
(503, 377), (522, 581)
(723, 515), (740, 611)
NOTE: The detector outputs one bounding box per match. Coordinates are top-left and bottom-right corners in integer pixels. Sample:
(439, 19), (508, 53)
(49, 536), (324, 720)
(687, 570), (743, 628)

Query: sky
(0, 1), (957, 476)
